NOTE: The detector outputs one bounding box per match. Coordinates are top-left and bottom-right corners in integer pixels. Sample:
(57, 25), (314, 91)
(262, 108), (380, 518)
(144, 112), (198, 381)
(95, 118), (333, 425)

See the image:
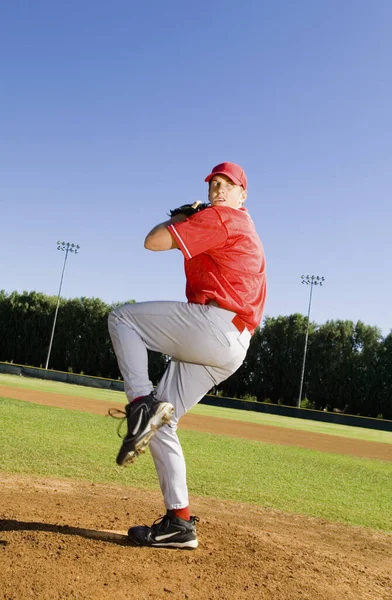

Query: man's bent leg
(108, 300), (248, 402)
(108, 300), (215, 466)
(108, 300), (249, 467)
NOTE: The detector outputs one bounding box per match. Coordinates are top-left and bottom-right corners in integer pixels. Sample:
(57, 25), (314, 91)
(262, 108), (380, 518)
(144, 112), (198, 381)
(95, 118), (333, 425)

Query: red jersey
(167, 206), (266, 334)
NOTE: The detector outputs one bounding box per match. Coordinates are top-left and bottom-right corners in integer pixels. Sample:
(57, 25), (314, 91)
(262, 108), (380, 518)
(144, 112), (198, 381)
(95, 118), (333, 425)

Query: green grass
(1, 396), (391, 532)
(1, 372), (391, 445)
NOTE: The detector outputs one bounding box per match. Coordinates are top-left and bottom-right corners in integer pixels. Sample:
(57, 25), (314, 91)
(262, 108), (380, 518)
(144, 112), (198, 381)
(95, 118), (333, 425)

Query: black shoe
(108, 393), (174, 466)
(128, 514), (199, 549)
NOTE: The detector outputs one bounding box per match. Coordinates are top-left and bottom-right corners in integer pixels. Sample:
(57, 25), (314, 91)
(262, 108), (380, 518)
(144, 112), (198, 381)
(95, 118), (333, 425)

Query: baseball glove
(169, 200), (209, 218)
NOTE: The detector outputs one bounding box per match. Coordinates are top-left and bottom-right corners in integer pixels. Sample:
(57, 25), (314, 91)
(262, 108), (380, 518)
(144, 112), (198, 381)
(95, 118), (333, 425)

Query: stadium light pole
(45, 241), (80, 370)
(298, 274), (325, 408)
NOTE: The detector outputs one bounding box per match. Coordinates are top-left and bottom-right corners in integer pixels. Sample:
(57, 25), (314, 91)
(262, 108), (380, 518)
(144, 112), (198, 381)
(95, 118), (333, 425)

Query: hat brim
(204, 170), (244, 188)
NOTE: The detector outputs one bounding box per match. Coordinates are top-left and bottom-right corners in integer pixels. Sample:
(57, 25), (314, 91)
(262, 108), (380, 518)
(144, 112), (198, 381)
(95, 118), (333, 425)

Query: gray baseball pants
(108, 300), (251, 510)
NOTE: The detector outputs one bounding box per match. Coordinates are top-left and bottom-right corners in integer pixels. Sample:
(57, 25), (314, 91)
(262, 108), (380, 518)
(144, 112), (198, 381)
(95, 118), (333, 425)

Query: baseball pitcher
(108, 161), (267, 548)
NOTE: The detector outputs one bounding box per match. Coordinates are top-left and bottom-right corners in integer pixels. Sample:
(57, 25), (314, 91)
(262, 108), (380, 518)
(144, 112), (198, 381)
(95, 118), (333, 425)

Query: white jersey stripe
(169, 225), (192, 259)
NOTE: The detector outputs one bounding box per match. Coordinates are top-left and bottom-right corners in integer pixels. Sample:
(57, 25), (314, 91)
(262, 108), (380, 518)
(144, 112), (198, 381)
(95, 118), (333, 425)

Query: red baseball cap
(204, 162), (247, 190)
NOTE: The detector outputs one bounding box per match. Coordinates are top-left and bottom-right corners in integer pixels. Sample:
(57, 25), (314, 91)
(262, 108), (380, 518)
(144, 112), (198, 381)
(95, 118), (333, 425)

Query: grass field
(1, 389), (391, 532)
(1, 372), (391, 444)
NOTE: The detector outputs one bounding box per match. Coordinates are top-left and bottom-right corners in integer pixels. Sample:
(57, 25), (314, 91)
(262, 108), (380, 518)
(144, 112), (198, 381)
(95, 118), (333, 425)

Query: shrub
(300, 397), (315, 410)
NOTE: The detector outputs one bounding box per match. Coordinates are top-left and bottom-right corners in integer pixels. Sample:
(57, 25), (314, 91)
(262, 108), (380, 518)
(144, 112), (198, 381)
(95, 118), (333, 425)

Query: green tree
(350, 321), (383, 416)
(257, 314), (312, 405)
(307, 320), (383, 415)
(377, 332), (392, 419)
(307, 320), (356, 411)
(0, 290), (55, 366)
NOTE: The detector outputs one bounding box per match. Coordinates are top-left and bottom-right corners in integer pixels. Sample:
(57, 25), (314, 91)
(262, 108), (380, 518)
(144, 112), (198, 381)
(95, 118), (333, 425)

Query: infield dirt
(1, 386), (391, 600)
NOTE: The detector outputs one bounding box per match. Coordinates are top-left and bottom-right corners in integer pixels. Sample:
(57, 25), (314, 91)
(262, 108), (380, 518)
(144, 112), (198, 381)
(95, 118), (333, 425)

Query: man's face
(208, 174), (247, 209)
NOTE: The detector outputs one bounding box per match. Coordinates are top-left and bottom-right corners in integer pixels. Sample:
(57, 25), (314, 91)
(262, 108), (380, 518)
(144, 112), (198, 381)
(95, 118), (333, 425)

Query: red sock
(170, 507), (190, 521)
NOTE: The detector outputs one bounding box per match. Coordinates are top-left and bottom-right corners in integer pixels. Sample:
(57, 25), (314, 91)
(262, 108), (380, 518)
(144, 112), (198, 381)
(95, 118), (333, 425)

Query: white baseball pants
(108, 301), (250, 510)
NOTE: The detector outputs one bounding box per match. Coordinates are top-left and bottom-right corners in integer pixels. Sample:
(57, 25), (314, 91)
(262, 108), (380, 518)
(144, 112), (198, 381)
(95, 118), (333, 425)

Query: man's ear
(239, 189), (247, 206)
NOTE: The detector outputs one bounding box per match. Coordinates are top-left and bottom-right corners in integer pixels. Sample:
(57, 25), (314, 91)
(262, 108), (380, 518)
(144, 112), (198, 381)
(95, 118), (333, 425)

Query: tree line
(0, 290), (391, 419)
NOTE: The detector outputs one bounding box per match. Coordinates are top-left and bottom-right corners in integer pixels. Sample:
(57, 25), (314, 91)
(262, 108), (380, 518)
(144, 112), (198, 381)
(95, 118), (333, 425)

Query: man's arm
(144, 214), (187, 251)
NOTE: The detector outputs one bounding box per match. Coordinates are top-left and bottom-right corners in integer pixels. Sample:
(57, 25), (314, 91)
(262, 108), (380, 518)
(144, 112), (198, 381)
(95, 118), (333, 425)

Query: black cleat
(128, 514), (199, 549)
(109, 393), (174, 466)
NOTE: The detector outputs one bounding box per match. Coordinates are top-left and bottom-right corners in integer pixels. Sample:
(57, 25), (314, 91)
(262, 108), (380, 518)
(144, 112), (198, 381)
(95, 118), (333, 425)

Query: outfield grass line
(1, 373), (391, 445)
(0, 373), (124, 402)
(190, 404), (392, 445)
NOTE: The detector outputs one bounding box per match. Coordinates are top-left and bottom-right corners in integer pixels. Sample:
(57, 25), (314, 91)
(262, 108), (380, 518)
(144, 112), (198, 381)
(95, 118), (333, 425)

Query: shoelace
(151, 515), (171, 532)
(150, 515), (200, 532)
(108, 392), (158, 438)
(107, 407), (127, 439)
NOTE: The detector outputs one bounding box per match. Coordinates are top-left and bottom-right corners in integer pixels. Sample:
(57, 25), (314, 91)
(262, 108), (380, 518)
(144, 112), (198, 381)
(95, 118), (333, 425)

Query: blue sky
(1, 0), (391, 336)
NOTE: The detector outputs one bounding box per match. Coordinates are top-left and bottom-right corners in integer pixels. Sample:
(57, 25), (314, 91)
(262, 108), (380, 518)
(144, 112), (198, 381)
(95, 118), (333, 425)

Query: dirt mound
(1, 473), (391, 600)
